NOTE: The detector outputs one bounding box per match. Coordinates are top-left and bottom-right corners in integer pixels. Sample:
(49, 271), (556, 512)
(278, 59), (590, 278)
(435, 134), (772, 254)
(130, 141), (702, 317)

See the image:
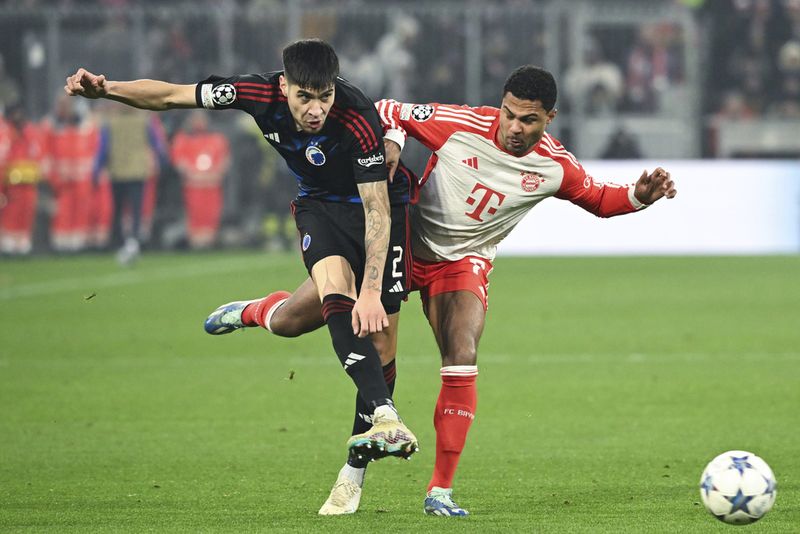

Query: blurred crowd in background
(0, 0), (798, 258)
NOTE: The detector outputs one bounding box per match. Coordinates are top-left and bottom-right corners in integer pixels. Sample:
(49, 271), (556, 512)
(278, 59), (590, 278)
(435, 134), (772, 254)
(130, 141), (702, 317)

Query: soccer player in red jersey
(65, 39), (420, 512)
(229, 65), (677, 516)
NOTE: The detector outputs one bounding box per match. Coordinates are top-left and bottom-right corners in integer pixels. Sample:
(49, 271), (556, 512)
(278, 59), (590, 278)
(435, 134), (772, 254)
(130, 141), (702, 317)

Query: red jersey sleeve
(540, 134), (645, 217)
(376, 99), (497, 152)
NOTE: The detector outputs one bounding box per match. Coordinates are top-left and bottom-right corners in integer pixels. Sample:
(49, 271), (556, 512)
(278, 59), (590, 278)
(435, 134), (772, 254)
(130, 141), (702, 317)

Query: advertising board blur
(499, 160), (800, 255)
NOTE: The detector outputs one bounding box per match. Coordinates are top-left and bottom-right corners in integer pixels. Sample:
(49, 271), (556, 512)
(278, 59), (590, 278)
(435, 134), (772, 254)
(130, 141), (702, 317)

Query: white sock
(372, 403), (400, 422)
(263, 298), (288, 333)
(340, 463), (365, 487)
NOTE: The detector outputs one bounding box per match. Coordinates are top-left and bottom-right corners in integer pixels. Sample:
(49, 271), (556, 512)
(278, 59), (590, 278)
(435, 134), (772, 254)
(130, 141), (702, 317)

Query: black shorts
(291, 198), (411, 314)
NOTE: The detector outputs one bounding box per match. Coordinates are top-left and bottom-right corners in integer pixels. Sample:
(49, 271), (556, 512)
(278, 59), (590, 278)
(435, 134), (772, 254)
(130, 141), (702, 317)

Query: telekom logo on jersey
(465, 182), (506, 222)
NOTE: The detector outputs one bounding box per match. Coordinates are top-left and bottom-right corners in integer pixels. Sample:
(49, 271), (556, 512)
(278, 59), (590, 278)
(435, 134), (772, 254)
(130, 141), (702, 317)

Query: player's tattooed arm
(357, 180), (390, 293)
(352, 180), (390, 337)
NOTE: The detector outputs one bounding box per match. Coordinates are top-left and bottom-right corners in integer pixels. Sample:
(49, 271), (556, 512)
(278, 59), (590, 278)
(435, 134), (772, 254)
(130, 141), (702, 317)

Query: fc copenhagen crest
(305, 145), (326, 166)
(520, 171), (543, 192)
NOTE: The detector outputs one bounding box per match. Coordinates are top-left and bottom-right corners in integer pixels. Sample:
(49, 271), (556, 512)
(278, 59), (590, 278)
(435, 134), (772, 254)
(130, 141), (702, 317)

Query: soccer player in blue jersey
(65, 39), (418, 512)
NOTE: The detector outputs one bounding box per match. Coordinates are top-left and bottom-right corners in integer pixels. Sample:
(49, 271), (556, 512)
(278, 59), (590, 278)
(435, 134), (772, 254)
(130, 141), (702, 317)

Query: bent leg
(246, 277), (325, 337)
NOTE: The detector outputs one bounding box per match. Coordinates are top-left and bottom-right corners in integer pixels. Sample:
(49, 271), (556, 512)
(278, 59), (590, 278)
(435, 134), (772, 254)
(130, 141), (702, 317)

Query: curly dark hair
(502, 65), (557, 111)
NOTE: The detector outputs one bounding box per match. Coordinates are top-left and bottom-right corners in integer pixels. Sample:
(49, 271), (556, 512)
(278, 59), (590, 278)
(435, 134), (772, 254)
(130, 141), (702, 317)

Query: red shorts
(411, 255), (494, 310)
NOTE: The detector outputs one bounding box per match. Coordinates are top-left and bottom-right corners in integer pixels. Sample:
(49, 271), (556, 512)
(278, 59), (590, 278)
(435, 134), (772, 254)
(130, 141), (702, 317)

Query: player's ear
(546, 108), (557, 124)
(279, 75), (288, 97)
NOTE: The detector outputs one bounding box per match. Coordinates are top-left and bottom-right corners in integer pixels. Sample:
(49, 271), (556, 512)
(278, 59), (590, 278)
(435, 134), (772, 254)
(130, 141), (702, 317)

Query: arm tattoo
(357, 180), (390, 293)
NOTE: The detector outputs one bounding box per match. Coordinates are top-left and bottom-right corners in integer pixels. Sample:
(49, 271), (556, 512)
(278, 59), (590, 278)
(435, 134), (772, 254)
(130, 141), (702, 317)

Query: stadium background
(1, 0), (798, 254)
(1, 1), (798, 532)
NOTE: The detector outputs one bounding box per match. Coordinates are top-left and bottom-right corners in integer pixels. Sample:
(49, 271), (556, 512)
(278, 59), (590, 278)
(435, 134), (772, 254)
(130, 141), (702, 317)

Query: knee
(441, 338), (478, 366)
(441, 351), (477, 367)
(371, 335), (397, 366)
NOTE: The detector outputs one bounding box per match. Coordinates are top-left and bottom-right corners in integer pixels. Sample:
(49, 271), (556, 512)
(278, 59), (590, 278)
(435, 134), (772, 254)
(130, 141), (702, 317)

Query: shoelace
(430, 492), (458, 508)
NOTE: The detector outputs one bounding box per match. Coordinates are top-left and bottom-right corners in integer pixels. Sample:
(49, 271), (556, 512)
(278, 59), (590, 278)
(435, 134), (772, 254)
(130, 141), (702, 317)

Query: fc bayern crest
(302, 233), (311, 251)
(305, 145), (326, 166)
(520, 171), (542, 192)
(411, 105), (434, 122)
(212, 84), (236, 106)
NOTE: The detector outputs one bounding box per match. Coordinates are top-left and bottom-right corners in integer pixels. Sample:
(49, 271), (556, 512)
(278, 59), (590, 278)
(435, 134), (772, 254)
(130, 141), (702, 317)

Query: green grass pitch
(0, 252), (798, 533)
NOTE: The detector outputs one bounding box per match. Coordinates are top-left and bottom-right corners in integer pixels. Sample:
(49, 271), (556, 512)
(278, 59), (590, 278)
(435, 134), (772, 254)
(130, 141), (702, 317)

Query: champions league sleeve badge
(411, 104), (434, 122)
(305, 145), (326, 166)
(211, 84), (236, 106)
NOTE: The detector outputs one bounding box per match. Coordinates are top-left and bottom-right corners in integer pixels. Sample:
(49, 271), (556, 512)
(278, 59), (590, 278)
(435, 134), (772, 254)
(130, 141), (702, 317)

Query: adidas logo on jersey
(263, 132), (281, 143)
(388, 281), (404, 293)
(462, 157), (478, 170)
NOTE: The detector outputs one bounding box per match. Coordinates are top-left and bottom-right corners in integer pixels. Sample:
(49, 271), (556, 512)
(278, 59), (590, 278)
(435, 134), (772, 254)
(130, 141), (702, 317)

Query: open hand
(351, 290), (389, 338)
(634, 167), (677, 205)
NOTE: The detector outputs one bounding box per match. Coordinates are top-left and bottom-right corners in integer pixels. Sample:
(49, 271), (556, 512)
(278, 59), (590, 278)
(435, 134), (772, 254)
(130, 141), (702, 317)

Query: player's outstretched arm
(634, 167), (677, 205)
(352, 180), (391, 338)
(64, 68), (196, 111)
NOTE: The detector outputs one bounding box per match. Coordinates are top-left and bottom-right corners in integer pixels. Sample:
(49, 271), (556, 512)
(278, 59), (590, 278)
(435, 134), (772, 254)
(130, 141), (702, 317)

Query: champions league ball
(699, 450), (777, 525)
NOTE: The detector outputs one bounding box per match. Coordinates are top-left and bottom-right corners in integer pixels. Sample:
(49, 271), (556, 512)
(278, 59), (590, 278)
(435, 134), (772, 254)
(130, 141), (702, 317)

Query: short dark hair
(502, 65), (557, 111)
(282, 39), (340, 91)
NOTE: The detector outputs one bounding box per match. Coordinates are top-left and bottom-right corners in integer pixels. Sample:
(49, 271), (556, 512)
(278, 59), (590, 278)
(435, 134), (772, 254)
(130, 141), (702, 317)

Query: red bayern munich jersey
(376, 100), (646, 262)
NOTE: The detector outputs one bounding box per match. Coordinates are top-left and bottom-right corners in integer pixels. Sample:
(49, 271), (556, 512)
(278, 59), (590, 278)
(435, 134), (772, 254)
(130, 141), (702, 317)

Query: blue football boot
(424, 487), (469, 516)
(203, 300), (258, 335)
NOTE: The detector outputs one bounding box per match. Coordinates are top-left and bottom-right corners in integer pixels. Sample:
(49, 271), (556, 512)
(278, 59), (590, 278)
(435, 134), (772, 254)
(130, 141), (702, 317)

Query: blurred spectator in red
(0, 103), (46, 256)
(42, 95), (100, 252)
(171, 111), (230, 249)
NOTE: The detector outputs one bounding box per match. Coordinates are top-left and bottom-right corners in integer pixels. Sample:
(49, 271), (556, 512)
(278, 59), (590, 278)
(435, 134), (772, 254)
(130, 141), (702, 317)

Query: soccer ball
(699, 450), (777, 525)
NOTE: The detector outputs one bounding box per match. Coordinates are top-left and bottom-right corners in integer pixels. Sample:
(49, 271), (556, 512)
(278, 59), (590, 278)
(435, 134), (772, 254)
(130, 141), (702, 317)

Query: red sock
(428, 365), (478, 491)
(241, 291), (291, 330)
